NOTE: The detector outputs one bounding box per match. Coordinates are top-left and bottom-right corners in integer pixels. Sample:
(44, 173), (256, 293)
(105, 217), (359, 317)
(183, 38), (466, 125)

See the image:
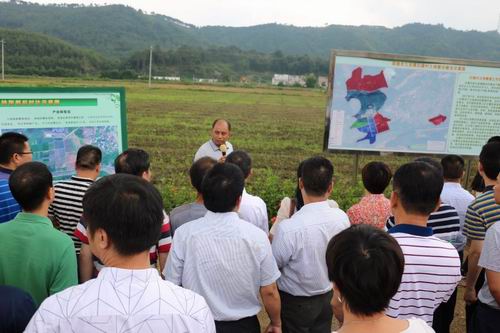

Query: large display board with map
(0, 88), (127, 180)
(324, 51), (500, 156)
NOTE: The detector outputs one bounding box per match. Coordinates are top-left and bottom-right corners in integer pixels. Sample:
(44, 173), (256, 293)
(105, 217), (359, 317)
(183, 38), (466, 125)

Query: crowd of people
(0, 120), (499, 333)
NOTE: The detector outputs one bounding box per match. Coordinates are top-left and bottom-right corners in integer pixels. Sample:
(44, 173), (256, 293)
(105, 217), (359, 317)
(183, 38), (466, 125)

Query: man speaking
(194, 119), (233, 162)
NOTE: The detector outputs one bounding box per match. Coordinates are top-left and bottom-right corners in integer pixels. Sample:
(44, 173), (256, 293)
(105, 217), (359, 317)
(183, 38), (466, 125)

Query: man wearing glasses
(0, 132), (32, 223)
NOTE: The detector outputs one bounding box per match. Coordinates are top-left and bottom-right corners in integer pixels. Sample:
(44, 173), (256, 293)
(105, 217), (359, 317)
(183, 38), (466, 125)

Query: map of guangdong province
(346, 67), (390, 144)
(330, 63), (456, 153)
(8, 126), (119, 180)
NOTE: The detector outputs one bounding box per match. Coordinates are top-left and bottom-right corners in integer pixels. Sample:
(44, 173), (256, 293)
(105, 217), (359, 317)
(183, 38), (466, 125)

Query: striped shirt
(0, 168), (20, 224)
(164, 211), (280, 321)
(272, 201), (350, 296)
(387, 224), (461, 325)
(48, 176), (94, 254)
(74, 212), (172, 269)
(386, 204), (464, 251)
(463, 186), (500, 240)
(238, 188), (269, 234)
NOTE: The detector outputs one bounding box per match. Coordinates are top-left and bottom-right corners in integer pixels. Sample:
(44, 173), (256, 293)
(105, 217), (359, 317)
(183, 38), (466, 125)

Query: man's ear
(298, 178), (304, 190)
(390, 191), (398, 210)
(47, 187), (55, 203)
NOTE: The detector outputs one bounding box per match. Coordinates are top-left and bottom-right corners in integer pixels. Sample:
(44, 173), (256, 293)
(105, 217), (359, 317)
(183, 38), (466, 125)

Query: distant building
(153, 76), (181, 81)
(317, 76), (328, 88)
(272, 74), (306, 87)
(197, 78), (218, 84)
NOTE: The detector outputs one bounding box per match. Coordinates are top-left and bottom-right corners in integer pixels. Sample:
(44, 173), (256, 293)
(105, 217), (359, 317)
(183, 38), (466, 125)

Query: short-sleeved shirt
(164, 211), (280, 321)
(478, 222), (500, 309)
(26, 267), (216, 333)
(272, 201), (350, 296)
(0, 168), (20, 223)
(74, 211), (172, 270)
(48, 176), (94, 254)
(170, 202), (207, 237)
(0, 212), (78, 306)
(347, 193), (391, 229)
(238, 188), (269, 234)
(463, 186), (500, 241)
(387, 224), (461, 325)
(194, 140), (233, 161)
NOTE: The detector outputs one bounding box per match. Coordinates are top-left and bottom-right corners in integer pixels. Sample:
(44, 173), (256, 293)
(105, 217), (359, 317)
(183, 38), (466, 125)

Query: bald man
(194, 119), (234, 162)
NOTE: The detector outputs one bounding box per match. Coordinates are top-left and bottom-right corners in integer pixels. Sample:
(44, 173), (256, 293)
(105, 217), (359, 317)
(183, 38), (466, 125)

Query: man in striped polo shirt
(49, 145), (102, 256)
(462, 142), (500, 331)
(387, 161), (461, 326)
(0, 132), (32, 223)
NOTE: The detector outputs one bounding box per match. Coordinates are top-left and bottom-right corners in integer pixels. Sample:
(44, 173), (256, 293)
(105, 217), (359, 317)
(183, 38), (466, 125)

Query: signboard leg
(464, 158), (472, 189)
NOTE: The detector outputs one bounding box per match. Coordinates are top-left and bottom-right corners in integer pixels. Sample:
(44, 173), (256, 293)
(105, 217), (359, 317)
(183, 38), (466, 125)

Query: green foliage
(305, 75), (317, 88)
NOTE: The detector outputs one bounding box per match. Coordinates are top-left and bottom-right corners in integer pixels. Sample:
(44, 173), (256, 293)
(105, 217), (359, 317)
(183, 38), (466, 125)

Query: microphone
(220, 143), (227, 157)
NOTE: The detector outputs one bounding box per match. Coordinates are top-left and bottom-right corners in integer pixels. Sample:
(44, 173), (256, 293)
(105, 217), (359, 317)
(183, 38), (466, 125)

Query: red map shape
(346, 67), (388, 92)
(428, 114), (447, 126)
(374, 113), (391, 133)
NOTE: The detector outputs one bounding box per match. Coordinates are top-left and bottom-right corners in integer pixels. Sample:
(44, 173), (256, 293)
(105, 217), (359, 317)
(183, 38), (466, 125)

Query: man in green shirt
(0, 162), (77, 306)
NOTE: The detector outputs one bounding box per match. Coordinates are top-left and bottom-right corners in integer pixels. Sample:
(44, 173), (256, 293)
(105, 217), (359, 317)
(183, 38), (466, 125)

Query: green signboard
(0, 87), (127, 180)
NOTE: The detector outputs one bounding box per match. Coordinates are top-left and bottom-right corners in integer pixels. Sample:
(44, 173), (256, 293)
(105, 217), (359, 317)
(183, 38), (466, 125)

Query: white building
(272, 74), (306, 87)
(153, 76), (181, 81)
(317, 76), (328, 88)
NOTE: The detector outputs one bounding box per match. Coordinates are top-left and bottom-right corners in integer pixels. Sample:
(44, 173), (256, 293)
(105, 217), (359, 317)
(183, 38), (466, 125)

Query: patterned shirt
(387, 224), (461, 325)
(0, 168), (20, 223)
(48, 176), (94, 254)
(26, 267), (215, 333)
(463, 186), (500, 240)
(347, 193), (391, 229)
(164, 211), (280, 321)
(74, 212), (172, 269)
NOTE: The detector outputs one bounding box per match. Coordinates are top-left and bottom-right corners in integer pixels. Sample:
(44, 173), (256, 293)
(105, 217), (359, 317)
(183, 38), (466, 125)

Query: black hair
(201, 162), (244, 213)
(441, 155), (465, 180)
(189, 157), (217, 193)
(326, 224), (404, 316)
(76, 145), (102, 170)
(212, 119), (231, 131)
(393, 161), (443, 216)
(294, 161), (305, 211)
(301, 156), (334, 197)
(114, 148), (150, 176)
(414, 157), (443, 174)
(362, 162), (392, 194)
(83, 174), (164, 256)
(479, 142), (500, 180)
(226, 150), (252, 179)
(470, 136), (500, 191)
(9, 162), (52, 211)
(0, 132), (29, 164)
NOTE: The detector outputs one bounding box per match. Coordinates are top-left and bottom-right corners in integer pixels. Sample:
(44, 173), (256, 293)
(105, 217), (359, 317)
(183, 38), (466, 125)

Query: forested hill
(0, 28), (107, 76)
(1, 1), (500, 62)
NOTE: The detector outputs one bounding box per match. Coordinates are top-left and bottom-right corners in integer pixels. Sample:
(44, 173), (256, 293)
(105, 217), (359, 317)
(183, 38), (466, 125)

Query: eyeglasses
(16, 151), (33, 155)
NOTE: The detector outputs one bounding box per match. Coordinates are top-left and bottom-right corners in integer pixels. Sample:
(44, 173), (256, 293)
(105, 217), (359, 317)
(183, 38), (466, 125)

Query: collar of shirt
(295, 200), (331, 216)
(71, 175), (95, 183)
(209, 140), (221, 151)
(443, 182), (464, 189)
(484, 185), (495, 192)
(14, 212), (53, 227)
(0, 166), (13, 175)
(204, 210), (240, 223)
(388, 223), (433, 236)
(98, 266), (159, 282)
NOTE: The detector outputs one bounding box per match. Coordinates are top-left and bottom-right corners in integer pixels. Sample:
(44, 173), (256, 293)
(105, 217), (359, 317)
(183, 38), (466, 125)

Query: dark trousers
(279, 290), (333, 333)
(466, 269), (485, 333)
(214, 315), (260, 333)
(432, 250), (463, 333)
(472, 301), (500, 333)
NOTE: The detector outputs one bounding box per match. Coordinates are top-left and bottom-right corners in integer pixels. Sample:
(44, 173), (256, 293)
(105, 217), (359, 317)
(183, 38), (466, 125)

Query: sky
(30, 0), (500, 32)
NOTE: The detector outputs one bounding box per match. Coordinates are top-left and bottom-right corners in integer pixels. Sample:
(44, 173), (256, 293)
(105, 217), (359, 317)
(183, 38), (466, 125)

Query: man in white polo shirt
(194, 119), (234, 162)
(164, 163), (281, 333)
(387, 161), (461, 326)
(226, 150), (269, 234)
(272, 156), (349, 333)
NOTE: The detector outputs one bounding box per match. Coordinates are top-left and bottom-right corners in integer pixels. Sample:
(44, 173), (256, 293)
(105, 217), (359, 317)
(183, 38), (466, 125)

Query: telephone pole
(148, 46), (153, 88)
(1, 39), (4, 81)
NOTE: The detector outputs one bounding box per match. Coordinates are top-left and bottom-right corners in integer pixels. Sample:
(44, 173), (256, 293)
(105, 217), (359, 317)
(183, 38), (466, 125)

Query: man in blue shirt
(0, 132), (32, 223)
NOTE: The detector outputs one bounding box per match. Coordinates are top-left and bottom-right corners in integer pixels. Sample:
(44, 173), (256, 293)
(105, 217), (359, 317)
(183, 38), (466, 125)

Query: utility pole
(1, 39), (4, 81)
(148, 46), (153, 88)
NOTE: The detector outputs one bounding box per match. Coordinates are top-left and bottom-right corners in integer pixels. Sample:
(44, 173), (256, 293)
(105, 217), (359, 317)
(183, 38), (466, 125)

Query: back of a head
(362, 161), (392, 194)
(9, 162), (52, 212)
(189, 157), (217, 193)
(326, 224), (404, 316)
(76, 145), (102, 170)
(226, 150), (252, 179)
(414, 157), (443, 175)
(441, 155), (465, 180)
(201, 162), (244, 213)
(114, 148), (150, 176)
(0, 132), (28, 165)
(301, 156), (333, 197)
(479, 142), (500, 181)
(393, 161), (443, 216)
(83, 174), (164, 256)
